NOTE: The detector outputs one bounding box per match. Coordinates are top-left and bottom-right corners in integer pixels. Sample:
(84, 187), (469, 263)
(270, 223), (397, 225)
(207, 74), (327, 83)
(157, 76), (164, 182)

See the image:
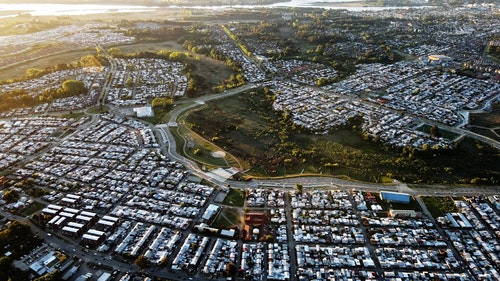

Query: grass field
(86, 106), (109, 114)
(140, 107), (172, 125)
(20, 201), (46, 217)
(470, 103), (500, 128)
(416, 124), (461, 141)
(178, 124), (229, 167)
(0, 49), (94, 80)
(211, 207), (243, 229)
(421, 196), (458, 218)
(469, 103), (500, 141)
(222, 188), (245, 207)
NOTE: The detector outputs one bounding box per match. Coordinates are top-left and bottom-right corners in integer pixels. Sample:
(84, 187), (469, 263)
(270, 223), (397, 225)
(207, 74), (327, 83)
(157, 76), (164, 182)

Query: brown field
(0, 49), (94, 80)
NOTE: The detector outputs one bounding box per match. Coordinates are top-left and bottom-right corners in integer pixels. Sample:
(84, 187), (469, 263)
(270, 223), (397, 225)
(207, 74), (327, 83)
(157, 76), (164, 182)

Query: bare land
(0, 49), (94, 80)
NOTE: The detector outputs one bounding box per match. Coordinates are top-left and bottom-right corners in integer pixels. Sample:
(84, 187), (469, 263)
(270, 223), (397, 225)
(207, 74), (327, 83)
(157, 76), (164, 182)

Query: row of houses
(246, 188), (286, 208)
(209, 26), (266, 83)
(115, 222), (156, 256)
(268, 57), (498, 149)
(202, 238), (238, 277)
(290, 190), (352, 210)
(0, 117), (70, 169)
(171, 233), (209, 271)
(107, 58), (187, 107)
(23, 175), (500, 281)
(383, 70), (499, 125)
(0, 67), (105, 118)
(263, 59), (338, 86)
(296, 245), (375, 281)
(441, 197), (500, 279)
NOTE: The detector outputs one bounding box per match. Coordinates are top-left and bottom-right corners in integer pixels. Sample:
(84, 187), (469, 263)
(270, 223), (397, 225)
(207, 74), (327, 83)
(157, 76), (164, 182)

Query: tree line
(0, 80), (87, 112)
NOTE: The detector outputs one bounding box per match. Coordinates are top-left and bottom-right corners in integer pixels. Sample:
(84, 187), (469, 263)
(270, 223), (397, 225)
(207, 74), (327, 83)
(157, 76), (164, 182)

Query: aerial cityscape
(0, 0), (499, 281)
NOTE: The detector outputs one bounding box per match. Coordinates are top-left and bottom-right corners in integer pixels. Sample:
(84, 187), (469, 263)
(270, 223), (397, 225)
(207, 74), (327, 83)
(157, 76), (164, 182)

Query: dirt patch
(211, 151), (226, 158)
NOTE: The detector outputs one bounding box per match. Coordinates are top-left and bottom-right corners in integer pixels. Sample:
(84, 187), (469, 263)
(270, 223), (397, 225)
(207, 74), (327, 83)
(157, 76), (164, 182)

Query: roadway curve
(154, 83), (257, 184)
(153, 83), (500, 196)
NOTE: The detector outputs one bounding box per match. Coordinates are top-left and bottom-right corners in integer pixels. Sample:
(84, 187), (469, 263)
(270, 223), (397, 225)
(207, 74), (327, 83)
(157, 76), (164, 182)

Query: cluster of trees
(221, 25), (253, 58)
(2, 189), (19, 204)
(212, 73), (246, 93)
(0, 79), (87, 112)
(0, 54), (105, 85)
(0, 221), (43, 281)
(0, 89), (39, 112)
(107, 47), (214, 98)
(181, 34), (243, 72)
(179, 35), (247, 95)
(107, 47), (191, 63)
(151, 97), (174, 109)
(486, 40), (500, 60)
(123, 24), (187, 43)
(0, 53), (105, 112)
(39, 80), (87, 103)
(294, 15), (402, 75)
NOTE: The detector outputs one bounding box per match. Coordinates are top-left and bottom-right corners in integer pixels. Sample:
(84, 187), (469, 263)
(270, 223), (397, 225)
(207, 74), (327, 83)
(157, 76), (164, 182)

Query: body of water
(0, 1), (432, 18)
(0, 3), (159, 18)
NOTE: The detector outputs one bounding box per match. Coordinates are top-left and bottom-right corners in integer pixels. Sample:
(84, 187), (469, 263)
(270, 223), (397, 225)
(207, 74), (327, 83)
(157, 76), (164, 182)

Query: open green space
(470, 103), (500, 128)
(86, 105), (109, 114)
(140, 107), (172, 125)
(416, 124), (461, 141)
(211, 207), (242, 229)
(118, 41), (186, 53)
(185, 89), (500, 184)
(19, 201), (46, 217)
(178, 124), (229, 167)
(222, 188), (245, 207)
(0, 49), (94, 81)
(421, 196), (459, 218)
(469, 102), (500, 141)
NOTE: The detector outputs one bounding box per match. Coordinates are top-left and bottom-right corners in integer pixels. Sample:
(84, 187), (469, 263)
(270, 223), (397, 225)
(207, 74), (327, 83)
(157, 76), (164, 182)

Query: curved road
(155, 83), (257, 183)
(153, 83), (500, 195)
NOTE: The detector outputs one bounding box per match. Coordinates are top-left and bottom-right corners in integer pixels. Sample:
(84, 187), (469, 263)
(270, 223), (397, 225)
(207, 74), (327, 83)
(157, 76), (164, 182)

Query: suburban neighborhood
(0, 2), (499, 281)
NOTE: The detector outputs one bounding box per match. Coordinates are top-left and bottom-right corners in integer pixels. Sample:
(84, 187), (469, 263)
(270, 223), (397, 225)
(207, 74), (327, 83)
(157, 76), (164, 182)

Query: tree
(225, 262), (237, 276)
(430, 125), (441, 138)
(61, 80), (87, 96)
(26, 68), (45, 79)
(3, 189), (19, 204)
(108, 47), (123, 57)
(80, 55), (102, 68)
(169, 51), (188, 62)
(295, 184), (303, 195)
(134, 255), (151, 270)
(422, 143), (430, 151)
(125, 77), (134, 88)
(33, 270), (59, 281)
(151, 97), (174, 110)
(0, 256), (11, 272)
